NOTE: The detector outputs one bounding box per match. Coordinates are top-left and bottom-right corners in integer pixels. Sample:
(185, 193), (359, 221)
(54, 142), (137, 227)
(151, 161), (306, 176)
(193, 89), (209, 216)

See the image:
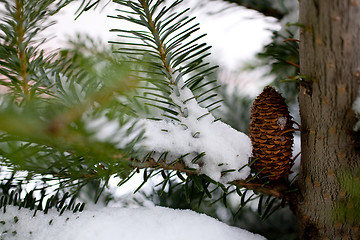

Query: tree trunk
(297, 1), (360, 239)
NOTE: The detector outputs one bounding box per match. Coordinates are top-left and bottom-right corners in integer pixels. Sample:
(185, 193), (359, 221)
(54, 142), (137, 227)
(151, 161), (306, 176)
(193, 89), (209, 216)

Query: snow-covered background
(47, 0), (278, 96)
(50, 0), (278, 71)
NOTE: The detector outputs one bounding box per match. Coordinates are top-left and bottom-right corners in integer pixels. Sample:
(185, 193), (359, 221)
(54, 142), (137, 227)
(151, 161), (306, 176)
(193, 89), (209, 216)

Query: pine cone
(249, 86), (294, 180)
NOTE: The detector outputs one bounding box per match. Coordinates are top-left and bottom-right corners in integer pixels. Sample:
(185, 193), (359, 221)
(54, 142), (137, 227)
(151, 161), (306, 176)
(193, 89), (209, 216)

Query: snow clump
(140, 77), (252, 183)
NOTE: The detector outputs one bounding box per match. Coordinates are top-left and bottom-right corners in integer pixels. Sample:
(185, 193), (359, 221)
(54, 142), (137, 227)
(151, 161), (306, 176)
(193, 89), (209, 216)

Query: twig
(51, 156), (298, 205)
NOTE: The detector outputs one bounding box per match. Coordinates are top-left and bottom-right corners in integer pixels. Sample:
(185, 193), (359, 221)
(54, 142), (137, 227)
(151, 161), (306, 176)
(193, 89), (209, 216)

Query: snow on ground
(0, 206), (266, 240)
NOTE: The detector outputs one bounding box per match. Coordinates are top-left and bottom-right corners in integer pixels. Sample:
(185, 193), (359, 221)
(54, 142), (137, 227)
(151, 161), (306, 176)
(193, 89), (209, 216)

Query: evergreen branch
(141, 159), (297, 203)
(14, 0), (30, 99)
(51, 154), (296, 203)
(74, 0), (113, 19)
(0, 0), (70, 101)
(221, 0), (286, 19)
(107, 1), (252, 189)
(0, 33), (146, 192)
(111, 0), (222, 117)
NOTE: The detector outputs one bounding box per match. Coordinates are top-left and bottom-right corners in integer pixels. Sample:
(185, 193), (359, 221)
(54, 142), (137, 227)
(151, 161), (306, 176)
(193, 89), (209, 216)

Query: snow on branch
(91, 0), (253, 184)
(138, 75), (252, 183)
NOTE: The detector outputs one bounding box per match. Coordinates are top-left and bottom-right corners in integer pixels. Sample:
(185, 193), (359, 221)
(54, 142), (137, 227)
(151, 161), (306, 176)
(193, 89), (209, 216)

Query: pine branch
(0, 0), (299, 215)
(0, 0), (70, 101)
(141, 159), (298, 203)
(220, 0), (286, 19)
(0, 25), (143, 197)
(49, 154), (297, 204)
(110, 0), (222, 120)
(14, 0), (30, 99)
(108, 0), (253, 185)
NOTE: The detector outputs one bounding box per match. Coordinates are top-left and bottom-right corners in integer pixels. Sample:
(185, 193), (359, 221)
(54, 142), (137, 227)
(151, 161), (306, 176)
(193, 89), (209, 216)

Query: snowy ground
(0, 206), (266, 240)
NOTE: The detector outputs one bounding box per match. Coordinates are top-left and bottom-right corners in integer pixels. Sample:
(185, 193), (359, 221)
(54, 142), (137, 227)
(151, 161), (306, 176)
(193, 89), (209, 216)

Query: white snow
(277, 116), (287, 131)
(86, 116), (144, 149)
(0, 206), (266, 240)
(49, 1), (277, 72)
(139, 77), (252, 183)
(67, 71), (252, 185)
(83, 74), (252, 184)
(353, 89), (360, 131)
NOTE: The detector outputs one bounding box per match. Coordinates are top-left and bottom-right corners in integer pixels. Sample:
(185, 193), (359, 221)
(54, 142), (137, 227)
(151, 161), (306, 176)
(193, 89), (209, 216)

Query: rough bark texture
(298, 1), (360, 239)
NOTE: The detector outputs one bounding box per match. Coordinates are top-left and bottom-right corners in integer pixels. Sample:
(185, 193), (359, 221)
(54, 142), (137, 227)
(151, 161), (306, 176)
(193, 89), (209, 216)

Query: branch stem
(52, 156), (297, 204)
(140, 0), (172, 78)
(15, 0), (30, 100)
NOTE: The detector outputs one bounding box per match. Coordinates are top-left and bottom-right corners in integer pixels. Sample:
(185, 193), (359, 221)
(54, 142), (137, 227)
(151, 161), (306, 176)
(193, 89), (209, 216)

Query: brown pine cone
(249, 86), (294, 180)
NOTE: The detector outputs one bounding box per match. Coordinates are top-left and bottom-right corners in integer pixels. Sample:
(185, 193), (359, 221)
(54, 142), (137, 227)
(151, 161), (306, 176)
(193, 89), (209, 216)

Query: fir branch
(108, 0), (254, 187)
(45, 153), (296, 203)
(138, 158), (297, 201)
(0, 0), (70, 101)
(14, 0), (29, 99)
(221, 0), (286, 19)
(0, 0), (299, 214)
(0, 32), (144, 197)
(111, 0), (221, 119)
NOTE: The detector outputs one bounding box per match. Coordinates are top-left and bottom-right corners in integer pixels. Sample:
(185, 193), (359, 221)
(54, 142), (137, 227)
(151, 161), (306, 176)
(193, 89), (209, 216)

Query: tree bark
(297, 1), (360, 239)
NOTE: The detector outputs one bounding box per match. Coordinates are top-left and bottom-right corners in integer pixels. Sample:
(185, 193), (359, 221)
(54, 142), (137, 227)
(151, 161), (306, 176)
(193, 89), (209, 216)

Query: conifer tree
(0, 0), (293, 214)
(0, 1), (359, 240)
